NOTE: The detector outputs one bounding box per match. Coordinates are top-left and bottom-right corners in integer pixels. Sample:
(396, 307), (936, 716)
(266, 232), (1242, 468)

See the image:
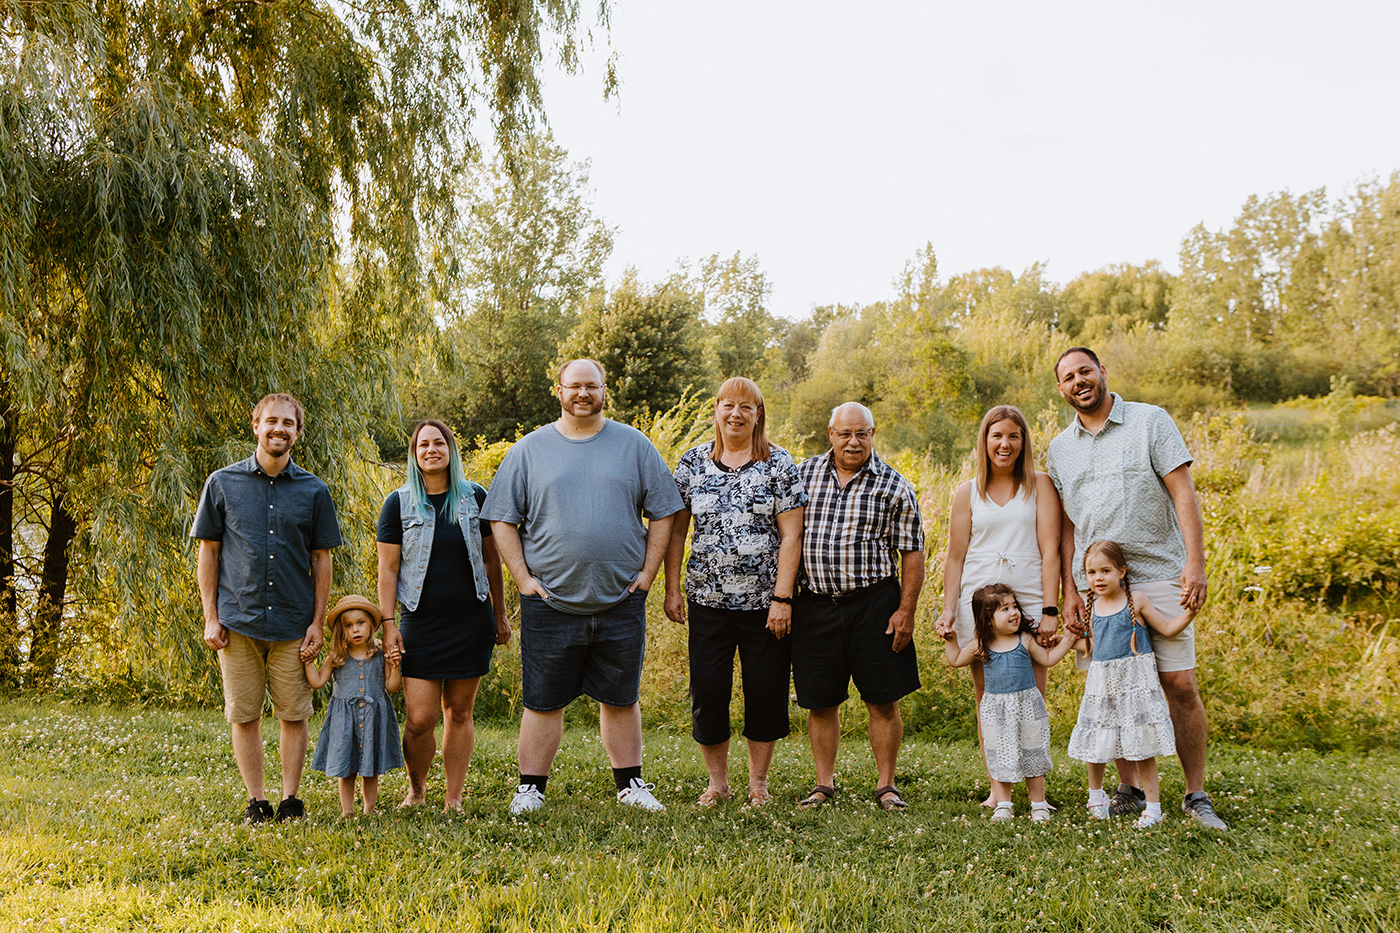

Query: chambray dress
(311, 651), (405, 778)
(1067, 604), (1176, 763)
(979, 638), (1052, 782)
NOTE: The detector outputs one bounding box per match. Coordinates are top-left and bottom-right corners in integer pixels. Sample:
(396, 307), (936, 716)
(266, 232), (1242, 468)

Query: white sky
(538, 1), (1400, 319)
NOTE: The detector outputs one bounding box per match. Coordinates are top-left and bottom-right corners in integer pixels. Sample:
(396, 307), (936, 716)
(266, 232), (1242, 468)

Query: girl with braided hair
(1067, 541), (1196, 827)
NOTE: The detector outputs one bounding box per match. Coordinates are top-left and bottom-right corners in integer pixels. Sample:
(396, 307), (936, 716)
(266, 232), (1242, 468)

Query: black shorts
(791, 577), (920, 709)
(687, 602), (792, 745)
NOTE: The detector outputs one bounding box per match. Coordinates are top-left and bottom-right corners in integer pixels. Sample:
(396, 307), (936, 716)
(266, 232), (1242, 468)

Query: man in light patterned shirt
(791, 402), (926, 811)
(1047, 347), (1228, 831)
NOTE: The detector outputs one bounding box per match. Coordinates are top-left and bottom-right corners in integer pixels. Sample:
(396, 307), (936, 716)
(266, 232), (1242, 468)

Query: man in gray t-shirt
(482, 358), (682, 815)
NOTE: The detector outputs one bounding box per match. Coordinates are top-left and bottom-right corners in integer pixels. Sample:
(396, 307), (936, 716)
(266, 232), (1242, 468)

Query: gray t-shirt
(481, 420), (684, 615)
(1046, 394), (1193, 591)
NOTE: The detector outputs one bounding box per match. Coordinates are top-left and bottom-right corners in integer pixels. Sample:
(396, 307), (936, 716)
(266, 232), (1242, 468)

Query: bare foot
(443, 799), (463, 813)
(399, 791), (427, 808)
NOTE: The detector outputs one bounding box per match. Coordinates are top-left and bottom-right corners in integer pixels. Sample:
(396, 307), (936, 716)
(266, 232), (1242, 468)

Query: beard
(1067, 379), (1106, 413)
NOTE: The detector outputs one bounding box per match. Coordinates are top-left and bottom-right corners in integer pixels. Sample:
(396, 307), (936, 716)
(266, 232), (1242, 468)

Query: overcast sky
(536, 1), (1400, 319)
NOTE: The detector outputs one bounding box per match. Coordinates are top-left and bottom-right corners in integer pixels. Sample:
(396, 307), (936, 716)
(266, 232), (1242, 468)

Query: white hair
(828, 402), (874, 428)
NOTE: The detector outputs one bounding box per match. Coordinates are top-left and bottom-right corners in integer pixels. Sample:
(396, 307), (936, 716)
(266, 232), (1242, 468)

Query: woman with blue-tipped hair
(376, 418), (509, 810)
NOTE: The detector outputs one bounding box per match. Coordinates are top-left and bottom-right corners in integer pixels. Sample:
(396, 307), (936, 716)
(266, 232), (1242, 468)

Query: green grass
(2, 701), (1397, 931)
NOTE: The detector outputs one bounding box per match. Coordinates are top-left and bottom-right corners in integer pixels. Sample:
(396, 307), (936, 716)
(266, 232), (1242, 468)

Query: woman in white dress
(935, 405), (1062, 802)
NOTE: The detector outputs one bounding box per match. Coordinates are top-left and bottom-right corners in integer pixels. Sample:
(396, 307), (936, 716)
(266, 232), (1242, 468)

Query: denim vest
(395, 484), (489, 610)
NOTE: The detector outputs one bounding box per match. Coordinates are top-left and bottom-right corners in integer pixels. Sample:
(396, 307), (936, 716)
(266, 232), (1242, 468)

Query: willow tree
(0, 0), (611, 690)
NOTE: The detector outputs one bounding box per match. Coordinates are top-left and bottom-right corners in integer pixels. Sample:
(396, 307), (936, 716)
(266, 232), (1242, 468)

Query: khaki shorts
(1077, 578), (1196, 673)
(218, 630), (313, 723)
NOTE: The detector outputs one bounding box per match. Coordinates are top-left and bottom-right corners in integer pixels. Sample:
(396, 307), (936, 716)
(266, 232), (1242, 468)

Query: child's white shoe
(1087, 801), (1109, 820)
(1135, 811), (1162, 829)
(1030, 802), (1053, 822)
(991, 801), (1014, 822)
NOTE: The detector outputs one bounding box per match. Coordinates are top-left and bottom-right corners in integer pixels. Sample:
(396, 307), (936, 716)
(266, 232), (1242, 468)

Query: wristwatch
(771, 594), (793, 605)
(1042, 606), (1059, 617)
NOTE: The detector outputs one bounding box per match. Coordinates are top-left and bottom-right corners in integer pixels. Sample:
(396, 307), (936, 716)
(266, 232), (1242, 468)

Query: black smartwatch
(1042, 606), (1059, 617)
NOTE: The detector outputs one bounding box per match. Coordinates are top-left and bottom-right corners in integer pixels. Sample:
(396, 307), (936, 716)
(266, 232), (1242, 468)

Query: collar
(241, 452), (305, 480)
(1072, 393), (1124, 436)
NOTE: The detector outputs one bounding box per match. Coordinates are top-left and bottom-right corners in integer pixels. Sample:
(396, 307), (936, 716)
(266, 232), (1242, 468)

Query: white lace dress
(1067, 604), (1176, 763)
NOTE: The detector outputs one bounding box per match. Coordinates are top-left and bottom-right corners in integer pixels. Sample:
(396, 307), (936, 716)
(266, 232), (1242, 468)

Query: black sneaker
(1108, 783), (1147, 816)
(1183, 791), (1229, 830)
(275, 795), (305, 822)
(244, 798), (274, 824)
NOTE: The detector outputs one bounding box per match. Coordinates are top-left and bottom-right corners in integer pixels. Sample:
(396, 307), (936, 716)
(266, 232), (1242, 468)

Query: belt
(800, 575), (897, 605)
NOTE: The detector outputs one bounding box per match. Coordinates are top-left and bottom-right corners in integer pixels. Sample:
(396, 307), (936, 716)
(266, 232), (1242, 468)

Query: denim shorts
(519, 590), (648, 711)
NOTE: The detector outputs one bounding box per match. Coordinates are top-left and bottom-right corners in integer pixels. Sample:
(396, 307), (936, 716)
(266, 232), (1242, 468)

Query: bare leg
(1026, 775), (1045, 804)
(1137, 757), (1160, 804)
(699, 740), (730, 795)
(867, 701), (903, 790)
(599, 702), (643, 768)
(337, 776), (356, 816)
(518, 709), (565, 775)
(991, 778), (1013, 804)
(230, 720), (266, 800)
(400, 677), (443, 806)
(440, 677), (482, 810)
(361, 776), (379, 814)
(970, 662), (994, 806)
(1114, 758), (1139, 788)
(1160, 669), (1207, 794)
(746, 739), (776, 798)
(807, 706), (841, 788)
(1086, 761), (1106, 792)
(277, 718), (308, 800)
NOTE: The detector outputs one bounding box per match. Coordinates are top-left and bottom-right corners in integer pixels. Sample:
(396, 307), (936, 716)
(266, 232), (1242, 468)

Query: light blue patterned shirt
(1046, 395), (1192, 591)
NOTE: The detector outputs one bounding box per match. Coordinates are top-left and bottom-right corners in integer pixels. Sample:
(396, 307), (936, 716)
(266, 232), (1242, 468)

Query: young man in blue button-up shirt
(193, 393), (342, 823)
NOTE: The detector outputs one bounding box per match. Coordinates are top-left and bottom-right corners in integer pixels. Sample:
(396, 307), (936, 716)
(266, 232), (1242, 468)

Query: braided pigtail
(1124, 573), (1141, 655)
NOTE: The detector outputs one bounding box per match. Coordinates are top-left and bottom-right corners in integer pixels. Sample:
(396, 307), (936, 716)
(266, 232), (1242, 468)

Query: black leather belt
(800, 575), (897, 604)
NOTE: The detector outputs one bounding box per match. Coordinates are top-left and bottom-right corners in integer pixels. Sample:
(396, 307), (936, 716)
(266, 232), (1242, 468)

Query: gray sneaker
(1108, 783), (1146, 816)
(1182, 791), (1229, 830)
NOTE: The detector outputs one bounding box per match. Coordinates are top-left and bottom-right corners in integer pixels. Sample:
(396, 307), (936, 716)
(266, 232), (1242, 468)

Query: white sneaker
(1030, 803), (1053, 822)
(1135, 811), (1162, 829)
(509, 784), (544, 815)
(1087, 801), (1109, 820)
(617, 777), (665, 811)
(991, 802), (1014, 822)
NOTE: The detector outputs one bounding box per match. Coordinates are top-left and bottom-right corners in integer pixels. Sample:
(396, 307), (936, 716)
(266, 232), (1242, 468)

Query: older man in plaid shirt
(792, 402), (926, 811)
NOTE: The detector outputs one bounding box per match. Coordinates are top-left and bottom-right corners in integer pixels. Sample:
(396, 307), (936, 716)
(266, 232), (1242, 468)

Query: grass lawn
(1, 700), (1396, 932)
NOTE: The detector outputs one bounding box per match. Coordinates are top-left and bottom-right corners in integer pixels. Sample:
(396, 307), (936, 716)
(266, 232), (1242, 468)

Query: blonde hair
(325, 608), (382, 670)
(1082, 540), (1143, 655)
(973, 405), (1034, 500)
(710, 377), (772, 463)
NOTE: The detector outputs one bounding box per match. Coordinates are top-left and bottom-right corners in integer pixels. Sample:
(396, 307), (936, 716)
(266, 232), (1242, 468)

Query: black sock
(613, 766), (642, 791)
(519, 773), (548, 793)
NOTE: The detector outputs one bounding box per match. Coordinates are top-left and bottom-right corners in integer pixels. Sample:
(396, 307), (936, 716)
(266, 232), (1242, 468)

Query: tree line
(3, 1), (1398, 694)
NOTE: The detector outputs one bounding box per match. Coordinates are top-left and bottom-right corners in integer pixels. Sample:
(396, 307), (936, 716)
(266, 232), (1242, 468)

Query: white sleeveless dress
(953, 484), (1044, 648)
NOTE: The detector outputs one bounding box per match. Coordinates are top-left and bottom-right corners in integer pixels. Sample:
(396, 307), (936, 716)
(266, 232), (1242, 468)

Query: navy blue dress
(311, 651), (405, 778)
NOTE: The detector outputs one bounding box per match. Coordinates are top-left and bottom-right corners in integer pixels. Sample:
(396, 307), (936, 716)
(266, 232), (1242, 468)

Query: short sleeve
(473, 483), (493, 538)
(377, 492), (402, 545)
(771, 450), (808, 514)
(1148, 408), (1193, 479)
(888, 480), (926, 553)
(673, 446), (701, 510)
(190, 474), (225, 541)
(480, 447), (528, 524)
(310, 484), (343, 550)
(639, 441), (684, 520)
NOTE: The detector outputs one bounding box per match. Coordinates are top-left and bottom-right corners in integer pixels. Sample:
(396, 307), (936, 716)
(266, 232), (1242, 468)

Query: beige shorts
(218, 629), (312, 724)
(1077, 578), (1195, 673)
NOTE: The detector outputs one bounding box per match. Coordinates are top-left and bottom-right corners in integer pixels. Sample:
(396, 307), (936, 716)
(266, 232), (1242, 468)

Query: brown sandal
(797, 785), (838, 808)
(875, 785), (908, 810)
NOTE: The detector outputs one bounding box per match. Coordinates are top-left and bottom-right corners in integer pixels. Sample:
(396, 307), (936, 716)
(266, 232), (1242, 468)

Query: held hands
(1180, 564), (1208, 611)
(1035, 613), (1060, 648)
(299, 622), (324, 661)
(933, 608), (956, 639)
(494, 615), (512, 646)
(1063, 590), (1087, 635)
(381, 615), (404, 664)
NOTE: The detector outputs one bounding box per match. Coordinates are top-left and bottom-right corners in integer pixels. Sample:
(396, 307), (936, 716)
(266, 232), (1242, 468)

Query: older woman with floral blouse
(663, 377), (807, 807)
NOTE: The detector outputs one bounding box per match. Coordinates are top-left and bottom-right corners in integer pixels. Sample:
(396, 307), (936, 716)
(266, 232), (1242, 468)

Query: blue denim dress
(311, 652), (405, 778)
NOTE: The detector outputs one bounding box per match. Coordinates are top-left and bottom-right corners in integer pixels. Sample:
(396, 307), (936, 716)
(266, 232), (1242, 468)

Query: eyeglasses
(833, 430), (873, 441)
(560, 383), (605, 393)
